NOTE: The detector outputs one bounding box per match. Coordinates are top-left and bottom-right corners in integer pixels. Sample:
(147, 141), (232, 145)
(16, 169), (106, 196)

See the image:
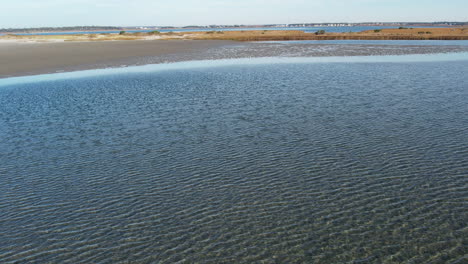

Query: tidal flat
(1, 39), (468, 78)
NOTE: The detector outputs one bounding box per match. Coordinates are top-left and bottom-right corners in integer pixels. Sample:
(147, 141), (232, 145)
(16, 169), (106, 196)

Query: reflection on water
(1, 52), (468, 87)
(0, 58), (467, 263)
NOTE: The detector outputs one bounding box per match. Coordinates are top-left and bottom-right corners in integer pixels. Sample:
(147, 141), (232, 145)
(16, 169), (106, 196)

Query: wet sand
(0, 40), (233, 78)
(1, 40), (468, 78)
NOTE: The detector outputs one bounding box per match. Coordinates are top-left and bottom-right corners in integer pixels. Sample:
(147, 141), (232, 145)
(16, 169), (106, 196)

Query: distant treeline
(402, 22), (468, 26)
(0, 26), (123, 33)
(183, 22), (468, 29)
(432, 22), (468, 25)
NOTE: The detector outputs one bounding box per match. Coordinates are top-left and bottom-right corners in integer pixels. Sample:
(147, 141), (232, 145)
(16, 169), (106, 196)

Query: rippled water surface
(1, 58), (467, 263)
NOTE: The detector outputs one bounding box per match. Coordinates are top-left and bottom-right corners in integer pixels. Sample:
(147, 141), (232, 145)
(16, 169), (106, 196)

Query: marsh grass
(181, 28), (468, 41)
(2, 27), (467, 42)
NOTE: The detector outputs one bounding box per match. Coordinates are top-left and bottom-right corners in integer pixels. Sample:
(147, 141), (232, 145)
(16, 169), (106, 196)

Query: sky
(1, 0), (467, 28)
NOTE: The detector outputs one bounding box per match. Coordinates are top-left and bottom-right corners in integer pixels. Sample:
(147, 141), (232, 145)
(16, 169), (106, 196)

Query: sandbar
(0, 40), (233, 78)
(1, 38), (468, 78)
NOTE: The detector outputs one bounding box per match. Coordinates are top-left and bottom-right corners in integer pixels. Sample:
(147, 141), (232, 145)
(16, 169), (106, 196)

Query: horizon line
(2, 21), (467, 30)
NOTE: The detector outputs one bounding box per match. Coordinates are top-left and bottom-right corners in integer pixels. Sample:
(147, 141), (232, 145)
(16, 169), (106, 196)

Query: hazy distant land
(1, 21), (467, 33)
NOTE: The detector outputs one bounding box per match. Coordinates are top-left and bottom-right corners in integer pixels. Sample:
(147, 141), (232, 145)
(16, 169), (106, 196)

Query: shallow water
(0, 56), (467, 263)
(2, 53), (468, 86)
(207, 43), (468, 62)
(262, 40), (468, 46)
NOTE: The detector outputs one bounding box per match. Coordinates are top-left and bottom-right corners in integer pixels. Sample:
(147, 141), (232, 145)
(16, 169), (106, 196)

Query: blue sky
(1, 0), (467, 28)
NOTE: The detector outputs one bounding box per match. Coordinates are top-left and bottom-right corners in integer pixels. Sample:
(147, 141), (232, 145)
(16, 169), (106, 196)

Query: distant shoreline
(1, 22), (466, 34)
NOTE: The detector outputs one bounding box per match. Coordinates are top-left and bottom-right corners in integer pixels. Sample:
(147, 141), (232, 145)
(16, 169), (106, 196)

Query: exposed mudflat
(1, 40), (468, 78)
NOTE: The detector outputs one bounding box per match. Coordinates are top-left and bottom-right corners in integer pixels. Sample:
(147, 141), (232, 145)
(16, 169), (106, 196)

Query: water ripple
(1, 60), (467, 263)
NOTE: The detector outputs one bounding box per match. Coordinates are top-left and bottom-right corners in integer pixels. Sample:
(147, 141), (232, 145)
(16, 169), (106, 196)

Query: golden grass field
(187, 27), (468, 41)
(1, 27), (467, 42)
